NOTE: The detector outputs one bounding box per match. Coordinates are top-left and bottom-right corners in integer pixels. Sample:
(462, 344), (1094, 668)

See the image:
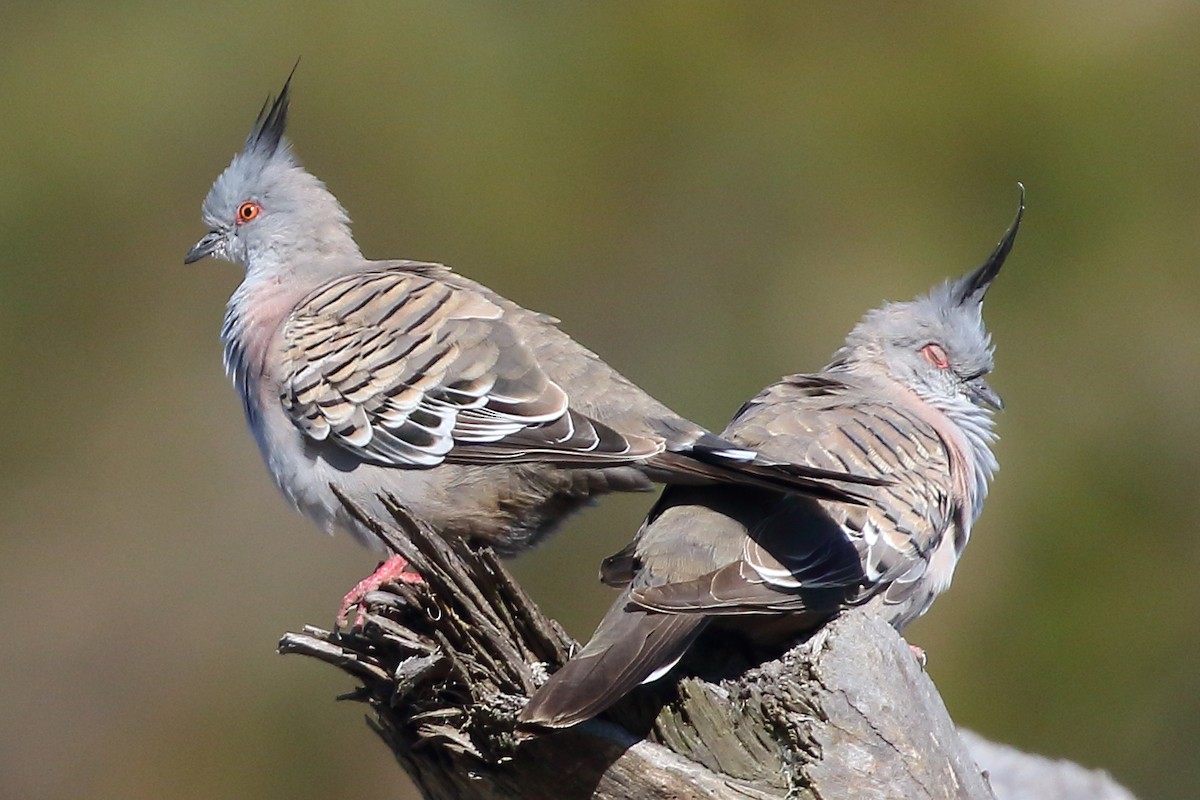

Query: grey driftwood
(278, 497), (1135, 800)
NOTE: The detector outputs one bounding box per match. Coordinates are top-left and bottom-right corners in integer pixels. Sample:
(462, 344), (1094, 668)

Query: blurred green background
(2, 3), (1197, 798)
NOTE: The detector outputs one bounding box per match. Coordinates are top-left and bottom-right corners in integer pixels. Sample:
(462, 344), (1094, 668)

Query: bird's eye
(920, 343), (950, 370)
(236, 201), (262, 223)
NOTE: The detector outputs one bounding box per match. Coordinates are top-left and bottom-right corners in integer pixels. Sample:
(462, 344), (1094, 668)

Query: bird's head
(832, 186), (1023, 414)
(185, 67), (359, 274)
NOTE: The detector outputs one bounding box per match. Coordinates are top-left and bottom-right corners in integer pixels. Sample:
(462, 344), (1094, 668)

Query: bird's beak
(184, 230), (222, 264)
(965, 377), (1004, 411)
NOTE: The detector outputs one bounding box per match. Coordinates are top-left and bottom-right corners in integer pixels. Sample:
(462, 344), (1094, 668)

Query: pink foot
(908, 643), (928, 668)
(338, 554), (424, 628)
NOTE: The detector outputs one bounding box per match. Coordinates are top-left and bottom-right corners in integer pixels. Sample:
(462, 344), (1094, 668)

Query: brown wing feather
(723, 374), (957, 614)
(629, 489), (865, 616)
(280, 270), (661, 467)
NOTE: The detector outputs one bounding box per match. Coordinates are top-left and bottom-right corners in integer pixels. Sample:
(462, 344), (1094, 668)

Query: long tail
(519, 593), (707, 730)
(648, 439), (884, 506)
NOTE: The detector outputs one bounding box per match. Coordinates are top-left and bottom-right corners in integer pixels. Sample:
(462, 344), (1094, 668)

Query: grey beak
(184, 230), (222, 264)
(966, 376), (1004, 411)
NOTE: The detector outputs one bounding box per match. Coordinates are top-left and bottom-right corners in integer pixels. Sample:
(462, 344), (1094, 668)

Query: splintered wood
(279, 497), (1130, 800)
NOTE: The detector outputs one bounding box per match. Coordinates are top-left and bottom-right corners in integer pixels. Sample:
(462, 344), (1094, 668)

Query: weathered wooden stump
(279, 499), (1135, 800)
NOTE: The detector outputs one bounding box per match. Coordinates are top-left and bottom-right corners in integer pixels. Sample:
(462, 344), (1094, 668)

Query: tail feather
(648, 450), (882, 505)
(519, 600), (706, 730)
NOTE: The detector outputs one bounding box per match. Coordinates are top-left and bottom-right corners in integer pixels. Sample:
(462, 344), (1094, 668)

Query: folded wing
(280, 271), (662, 468)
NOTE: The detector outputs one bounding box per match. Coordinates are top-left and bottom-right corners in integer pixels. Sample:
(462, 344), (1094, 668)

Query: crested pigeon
(520, 191), (1021, 729)
(185, 73), (876, 615)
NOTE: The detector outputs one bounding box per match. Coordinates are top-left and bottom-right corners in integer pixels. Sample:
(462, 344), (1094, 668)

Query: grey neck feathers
(244, 166), (364, 279)
(918, 388), (998, 524)
(220, 290), (258, 432)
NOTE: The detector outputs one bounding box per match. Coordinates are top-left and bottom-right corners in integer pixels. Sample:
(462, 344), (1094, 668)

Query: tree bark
(279, 498), (1135, 800)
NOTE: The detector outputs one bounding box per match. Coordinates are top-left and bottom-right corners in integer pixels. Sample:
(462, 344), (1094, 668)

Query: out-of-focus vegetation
(2, 4), (1198, 798)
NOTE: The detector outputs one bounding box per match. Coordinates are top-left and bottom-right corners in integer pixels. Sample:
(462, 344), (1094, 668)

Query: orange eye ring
(236, 201), (262, 224)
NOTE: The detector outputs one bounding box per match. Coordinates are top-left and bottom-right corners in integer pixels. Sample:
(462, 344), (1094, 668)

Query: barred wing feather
(280, 271), (660, 467)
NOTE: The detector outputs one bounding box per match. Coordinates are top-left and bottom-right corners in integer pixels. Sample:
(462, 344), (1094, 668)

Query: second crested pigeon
(520, 191), (1021, 729)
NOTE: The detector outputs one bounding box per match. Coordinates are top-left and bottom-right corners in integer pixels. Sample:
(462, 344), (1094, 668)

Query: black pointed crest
(245, 60), (299, 157)
(952, 183), (1024, 306)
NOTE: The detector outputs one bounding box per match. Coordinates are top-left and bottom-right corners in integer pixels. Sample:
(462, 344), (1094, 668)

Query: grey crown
(520, 191), (1021, 728)
(187, 72), (876, 555)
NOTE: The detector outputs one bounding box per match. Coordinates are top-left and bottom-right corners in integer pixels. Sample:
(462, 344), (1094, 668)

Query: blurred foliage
(2, 3), (1198, 799)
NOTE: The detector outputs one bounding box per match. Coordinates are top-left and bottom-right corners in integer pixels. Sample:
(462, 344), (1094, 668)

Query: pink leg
(908, 643), (928, 668)
(338, 554), (424, 627)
